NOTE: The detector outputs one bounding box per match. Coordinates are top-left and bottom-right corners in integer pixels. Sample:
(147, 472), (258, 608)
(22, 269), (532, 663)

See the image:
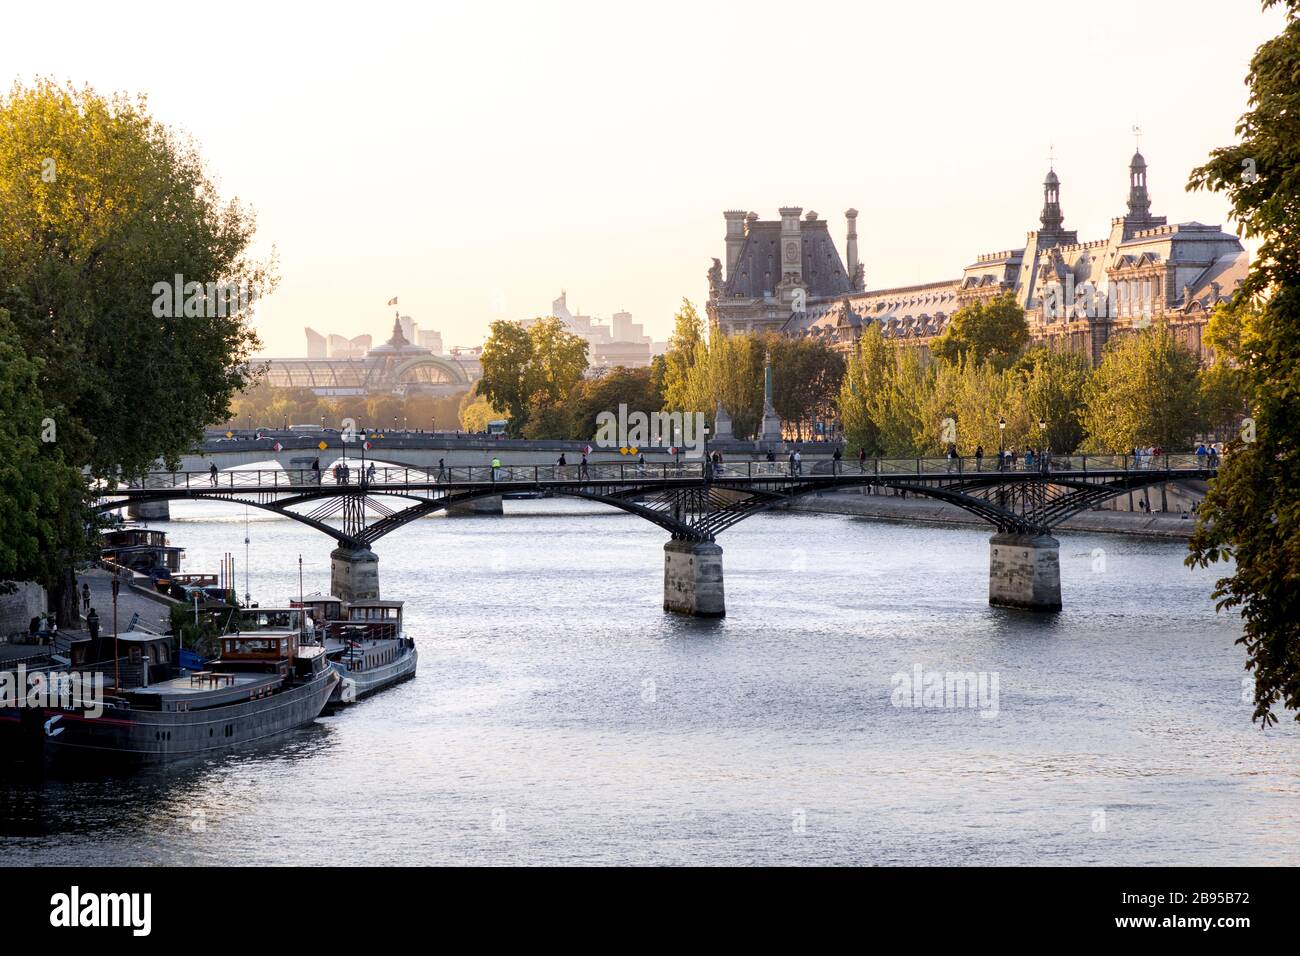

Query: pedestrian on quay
(209, 462), (219, 486)
(81, 581), (91, 612)
(86, 608), (99, 644)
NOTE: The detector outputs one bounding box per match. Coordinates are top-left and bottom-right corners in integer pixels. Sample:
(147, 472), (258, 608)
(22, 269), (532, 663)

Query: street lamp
(703, 420), (712, 480)
(998, 416), (1007, 471)
(1038, 416), (1047, 472)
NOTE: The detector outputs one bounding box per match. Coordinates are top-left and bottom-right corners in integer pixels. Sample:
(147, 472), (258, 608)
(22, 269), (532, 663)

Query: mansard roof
(723, 218), (853, 299)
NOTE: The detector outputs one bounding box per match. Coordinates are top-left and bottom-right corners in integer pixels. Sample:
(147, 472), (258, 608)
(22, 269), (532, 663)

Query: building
(708, 150), (1248, 366)
(326, 333), (372, 359)
(304, 327), (327, 358)
(519, 291), (661, 371)
(267, 315), (476, 396)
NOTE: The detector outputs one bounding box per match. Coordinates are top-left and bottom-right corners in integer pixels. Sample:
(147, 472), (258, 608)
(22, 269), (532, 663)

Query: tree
(1014, 347), (1091, 453)
(930, 292), (1029, 370)
(0, 80), (269, 622)
(660, 299), (712, 417)
(708, 333), (765, 439)
(0, 308), (89, 588)
(475, 317), (587, 436)
(561, 367), (662, 442)
(1186, 0), (1300, 726)
(1079, 324), (1204, 452)
(475, 320), (534, 433)
(0, 80), (267, 479)
(769, 335), (845, 440)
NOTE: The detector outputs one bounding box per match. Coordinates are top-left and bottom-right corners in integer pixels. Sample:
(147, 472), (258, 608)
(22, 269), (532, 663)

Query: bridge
(97, 454), (1215, 617)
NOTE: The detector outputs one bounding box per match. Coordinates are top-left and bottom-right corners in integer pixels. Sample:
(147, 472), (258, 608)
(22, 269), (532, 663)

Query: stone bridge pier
(663, 540), (725, 617)
(988, 532), (1061, 612)
(331, 545), (380, 603)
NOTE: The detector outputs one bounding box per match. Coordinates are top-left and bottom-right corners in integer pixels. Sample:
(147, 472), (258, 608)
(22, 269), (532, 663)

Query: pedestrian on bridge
(86, 608), (99, 644)
(312, 457), (321, 484)
(367, 462), (376, 484)
(794, 450), (802, 475)
(579, 453), (590, 481)
(974, 445), (984, 472)
(946, 443), (958, 473)
(557, 452), (567, 470)
(832, 447), (842, 474)
(491, 456), (502, 482)
(637, 453), (646, 477)
(209, 462), (219, 487)
(437, 458), (446, 483)
(788, 451), (796, 476)
(81, 581), (91, 612)
(858, 447), (866, 472)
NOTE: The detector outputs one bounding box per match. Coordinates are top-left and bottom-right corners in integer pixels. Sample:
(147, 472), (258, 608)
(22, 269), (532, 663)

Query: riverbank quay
(788, 489), (1198, 538)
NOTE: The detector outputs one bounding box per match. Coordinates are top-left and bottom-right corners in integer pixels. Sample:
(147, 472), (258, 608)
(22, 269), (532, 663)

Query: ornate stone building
(707, 151), (1248, 366)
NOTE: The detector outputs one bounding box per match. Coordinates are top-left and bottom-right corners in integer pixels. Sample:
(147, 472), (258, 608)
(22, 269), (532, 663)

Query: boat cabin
(343, 600), (403, 640)
(293, 593), (346, 625)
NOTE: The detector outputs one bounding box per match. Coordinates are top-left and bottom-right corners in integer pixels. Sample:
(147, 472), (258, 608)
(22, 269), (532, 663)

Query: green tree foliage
(1186, 0), (1300, 726)
(1014, 347), (1092, 453)
(1079, 324), (1205, 452)
(0, 79), (268, 479)
(930, 292), (1029, 370)
(0, 308), (88, 585)
(708, 333), (765, 439)
(476, 317), (588, 436)
(769, 335), (845, 440)
(0, 80), (270, 621)
(660, 299), (712, 417)
(560, 367), (662, 442)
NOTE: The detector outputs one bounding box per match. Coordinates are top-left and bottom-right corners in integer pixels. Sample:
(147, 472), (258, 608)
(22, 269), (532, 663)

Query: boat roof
(300, 592), (343, 604)
(347, 600), (404, 608)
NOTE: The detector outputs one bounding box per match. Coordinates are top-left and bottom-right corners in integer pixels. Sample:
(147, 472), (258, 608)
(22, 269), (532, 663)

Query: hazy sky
(5, 0), (1286, 356)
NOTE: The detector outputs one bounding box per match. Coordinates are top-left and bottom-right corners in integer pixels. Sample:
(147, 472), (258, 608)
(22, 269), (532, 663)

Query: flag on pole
(387, 296), (398, 306)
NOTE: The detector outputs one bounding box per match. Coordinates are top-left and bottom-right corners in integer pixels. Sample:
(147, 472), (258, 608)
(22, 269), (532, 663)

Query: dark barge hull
(42, 669), (338, 768)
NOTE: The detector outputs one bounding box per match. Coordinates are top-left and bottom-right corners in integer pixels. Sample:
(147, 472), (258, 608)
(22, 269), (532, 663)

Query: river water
(2, 497), (1298, 865)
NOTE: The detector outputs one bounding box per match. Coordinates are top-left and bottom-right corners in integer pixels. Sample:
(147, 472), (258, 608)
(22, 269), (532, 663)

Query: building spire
(1127, 148), (1151, 219)
(1040, 165), (1064, 234)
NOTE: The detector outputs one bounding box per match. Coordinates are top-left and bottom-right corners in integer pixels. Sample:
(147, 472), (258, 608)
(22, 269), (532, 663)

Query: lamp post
(998, 416), (1006, 470)
(703, 420), (712, 480)
(1038, 416), (1047, 472)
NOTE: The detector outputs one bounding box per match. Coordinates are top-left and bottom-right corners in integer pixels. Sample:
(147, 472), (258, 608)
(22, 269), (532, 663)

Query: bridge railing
(110, 453), (1217, 495)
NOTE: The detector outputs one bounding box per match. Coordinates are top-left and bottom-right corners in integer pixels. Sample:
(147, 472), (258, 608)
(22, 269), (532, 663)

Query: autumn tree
(1079, 324), (1204, 452)
(476, 317), (588, 436)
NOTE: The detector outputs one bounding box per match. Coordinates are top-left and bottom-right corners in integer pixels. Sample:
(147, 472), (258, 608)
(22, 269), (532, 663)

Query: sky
(4, 0), (1287, 356)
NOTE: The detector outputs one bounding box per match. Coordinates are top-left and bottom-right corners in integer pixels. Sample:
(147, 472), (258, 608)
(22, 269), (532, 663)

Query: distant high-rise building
(417, 329), (444, 353)
(328, 333), (372, 359)
(399, 315), (417, 344)
(304, 327), (326, 358)
(527, 291), (653, 370)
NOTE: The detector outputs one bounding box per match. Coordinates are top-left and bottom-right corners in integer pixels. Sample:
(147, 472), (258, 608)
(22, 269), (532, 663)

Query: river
(2, 498), (1297, 865)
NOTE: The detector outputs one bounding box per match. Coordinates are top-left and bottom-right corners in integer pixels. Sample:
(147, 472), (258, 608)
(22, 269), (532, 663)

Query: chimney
(723, 210), (748, 280)
(845, 208), (860, 289)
